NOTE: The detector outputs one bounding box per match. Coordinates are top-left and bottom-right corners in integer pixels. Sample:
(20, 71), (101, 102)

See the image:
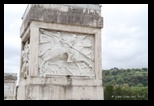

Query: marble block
(17, 4), (104, 100)
(4, 73), (17, 100)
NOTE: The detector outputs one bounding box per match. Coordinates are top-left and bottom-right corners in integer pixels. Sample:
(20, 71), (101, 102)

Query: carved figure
(4, 83), (14, 95)
(39, 29), (94, 76)
(21, 41), (29, 78)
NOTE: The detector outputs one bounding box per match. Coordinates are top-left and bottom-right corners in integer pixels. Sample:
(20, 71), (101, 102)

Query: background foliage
(103, 68), (148, 100)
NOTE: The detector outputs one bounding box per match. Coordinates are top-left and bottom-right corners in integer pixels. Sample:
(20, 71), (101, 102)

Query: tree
(104, 85), (114, 100)
(142, 68), (148, 71)
(137, 83), (143, 87)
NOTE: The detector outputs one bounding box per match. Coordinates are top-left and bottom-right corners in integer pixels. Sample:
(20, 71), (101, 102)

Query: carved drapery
(21, 41), (30, 78)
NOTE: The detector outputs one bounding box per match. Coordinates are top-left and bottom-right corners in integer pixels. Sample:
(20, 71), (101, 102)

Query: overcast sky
(4, 4), (148, 78)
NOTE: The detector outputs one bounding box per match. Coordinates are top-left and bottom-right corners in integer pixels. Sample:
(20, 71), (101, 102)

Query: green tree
(137, 83), (143, 87)
(104, 85), (114, 100)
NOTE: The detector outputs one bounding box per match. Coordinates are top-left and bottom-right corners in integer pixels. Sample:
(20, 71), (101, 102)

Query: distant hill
(102, 68), (148, 87)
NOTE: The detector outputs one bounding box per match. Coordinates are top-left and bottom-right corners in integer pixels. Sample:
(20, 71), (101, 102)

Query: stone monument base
(18, 85), (103, 100)
(17, 77), (104, 100)
(4, 96), (16, 100)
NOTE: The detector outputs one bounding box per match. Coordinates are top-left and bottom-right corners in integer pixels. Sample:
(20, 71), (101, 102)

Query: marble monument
(4, 73), (17, 100)
(17, 4), (104, 100)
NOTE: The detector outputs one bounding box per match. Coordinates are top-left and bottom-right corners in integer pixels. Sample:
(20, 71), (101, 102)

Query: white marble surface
(21, 41), (30, 78)
(18, 4), (103, 99)
(38, 29), (95, 77)
(4, 73), (17, 100)
(4, 83), (14, 96)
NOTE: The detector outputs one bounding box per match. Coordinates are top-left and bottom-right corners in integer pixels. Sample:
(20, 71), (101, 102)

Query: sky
(4, 4), (148, 79)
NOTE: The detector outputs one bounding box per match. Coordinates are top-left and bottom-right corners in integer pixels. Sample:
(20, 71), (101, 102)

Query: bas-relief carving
(21, 41), (30, 78)
(4, 83), (14, 96)
(38, 29), (95, 77)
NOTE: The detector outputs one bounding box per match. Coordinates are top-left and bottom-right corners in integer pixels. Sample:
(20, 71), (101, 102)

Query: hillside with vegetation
(102, 68), (148, 100)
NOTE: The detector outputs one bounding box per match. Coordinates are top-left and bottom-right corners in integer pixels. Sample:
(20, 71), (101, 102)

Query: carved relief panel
(38, 29), (95, 77)
(21, 39), (30, 78)
(4, 83), (14, 96)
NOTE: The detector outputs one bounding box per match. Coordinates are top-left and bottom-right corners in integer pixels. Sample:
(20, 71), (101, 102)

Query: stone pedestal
(4, 73), (17, 100)
(17, 4), (104, 100)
